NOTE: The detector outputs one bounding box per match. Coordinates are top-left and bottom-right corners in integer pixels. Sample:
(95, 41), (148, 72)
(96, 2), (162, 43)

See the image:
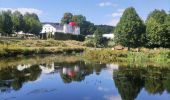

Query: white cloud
(106, 9), (125, 26)
(0, 8), (42, 15)
(106, 18), (120, 26)
(111, 9), (125, 18)
(99, 2), (117, 7)
(104, 95), (122, 100)
(98, 86), (110, 92)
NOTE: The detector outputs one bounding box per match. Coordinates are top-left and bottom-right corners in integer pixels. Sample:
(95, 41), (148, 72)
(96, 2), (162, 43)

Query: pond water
(0, 55), (170, 100)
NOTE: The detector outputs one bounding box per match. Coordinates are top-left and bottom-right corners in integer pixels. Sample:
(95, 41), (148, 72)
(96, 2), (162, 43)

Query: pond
(0, 55), (170, 100)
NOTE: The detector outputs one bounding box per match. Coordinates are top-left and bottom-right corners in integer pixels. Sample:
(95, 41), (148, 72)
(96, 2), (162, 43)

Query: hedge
(54, 32), (85, 41)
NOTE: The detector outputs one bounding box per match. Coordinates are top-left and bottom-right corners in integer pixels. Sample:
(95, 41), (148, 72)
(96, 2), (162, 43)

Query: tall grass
(0, 40), (86, 57)
(83, 48), (170, 67)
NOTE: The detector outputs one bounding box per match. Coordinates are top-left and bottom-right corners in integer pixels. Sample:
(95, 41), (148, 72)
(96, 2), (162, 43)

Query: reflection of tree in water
(113, 66), (170, 100)
(59, 61), (106, 84)
(0, 65), (41, 92)
(163, 73), (170, 93)
(113, 67), (143, 100)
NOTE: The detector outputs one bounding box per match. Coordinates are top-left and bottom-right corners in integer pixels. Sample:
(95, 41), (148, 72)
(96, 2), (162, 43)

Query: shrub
(54, 32), (85, 41)
(83, 37), (95, 47)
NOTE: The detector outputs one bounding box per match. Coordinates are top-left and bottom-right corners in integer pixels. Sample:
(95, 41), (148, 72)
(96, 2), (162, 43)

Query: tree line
(0, 10), (42, 36)
(114, 7), (170, 48)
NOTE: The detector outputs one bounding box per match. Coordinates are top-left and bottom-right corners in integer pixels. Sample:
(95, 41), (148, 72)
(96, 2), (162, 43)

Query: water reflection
(0, 56), (107, 93)
(0, 55), (170, 100)
(113, 66), (170, 100)
(0, 64), (41, 92)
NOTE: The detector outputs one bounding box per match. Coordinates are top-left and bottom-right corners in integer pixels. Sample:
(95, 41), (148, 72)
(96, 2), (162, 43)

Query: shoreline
(0, 39), (85, 57)
(0, 39), (170, 68)
(82, 48), (170, 67)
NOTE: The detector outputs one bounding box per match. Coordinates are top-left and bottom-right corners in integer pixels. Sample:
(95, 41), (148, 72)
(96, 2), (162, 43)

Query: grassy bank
(0, 39), (86, 57)
(0, 55), (81, 68)
(83, 48), (170, 67)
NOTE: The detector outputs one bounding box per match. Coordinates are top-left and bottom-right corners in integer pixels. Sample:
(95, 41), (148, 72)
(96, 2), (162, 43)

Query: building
(102, 33), (114, 39)
(41, 22), (80, 35)
(85, 33), (114, 39)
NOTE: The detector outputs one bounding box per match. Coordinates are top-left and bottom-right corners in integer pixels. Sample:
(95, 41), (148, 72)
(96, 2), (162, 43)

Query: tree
(95, 25), (114, 34)
(12, 11), (24, 32)
(0, 12), (3, 33)
(61, 12), (73, 24)
(114, 7), (145, 48)
(146, 9), (168, 47)
(72, 15), (86, 26)
(23, 13), (42, 35)
(80, 21), (96, 35)
(94, 28), (104, 47)
(147, 9), (167, 24)
(165, 14), (170, 47)
(1, 10), (13, 35)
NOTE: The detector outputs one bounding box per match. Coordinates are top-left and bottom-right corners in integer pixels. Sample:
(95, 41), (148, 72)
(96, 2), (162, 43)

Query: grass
(0, 39), (86, 57)
(1, 39), (170, 68)
(82, 48), (170, 67)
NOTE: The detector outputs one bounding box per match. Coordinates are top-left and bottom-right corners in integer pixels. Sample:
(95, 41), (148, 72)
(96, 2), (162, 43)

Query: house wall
(41, 24), (57, 35)
(102, 34), (114, 39)
(41, 24), (80, 35)
(63, 24), (80, 35)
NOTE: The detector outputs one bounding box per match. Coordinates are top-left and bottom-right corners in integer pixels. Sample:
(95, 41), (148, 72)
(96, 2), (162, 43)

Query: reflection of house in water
(39, 63), (55, 74)
(106, 64), (119, 71)
(17, 64), (31, 71)
(62, 66), (80, 77)
(0, 64), (41, 92)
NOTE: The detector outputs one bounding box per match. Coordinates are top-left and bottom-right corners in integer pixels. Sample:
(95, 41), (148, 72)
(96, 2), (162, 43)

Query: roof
(42, 22), (63, 30)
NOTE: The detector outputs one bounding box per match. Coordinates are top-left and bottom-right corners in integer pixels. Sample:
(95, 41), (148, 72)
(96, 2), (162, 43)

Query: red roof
(68, 70), (76, 77)
(69, 22), (77, 26)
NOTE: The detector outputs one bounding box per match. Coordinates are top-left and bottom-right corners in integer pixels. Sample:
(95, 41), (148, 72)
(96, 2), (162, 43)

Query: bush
(84, 37), (109, 48)
(107, 39), (115, 47)
(54, 32), (85, 41)
(83, 37), (95, 47)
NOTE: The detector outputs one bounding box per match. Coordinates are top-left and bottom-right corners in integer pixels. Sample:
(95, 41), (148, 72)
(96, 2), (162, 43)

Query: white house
(17, 64), (31, 71)
(41, 22), (80, 35)
(39, 63), (55, 74)
(85, 33), (114, 39)
(41, 23), (63, 35)
(102, 33), (114, 39)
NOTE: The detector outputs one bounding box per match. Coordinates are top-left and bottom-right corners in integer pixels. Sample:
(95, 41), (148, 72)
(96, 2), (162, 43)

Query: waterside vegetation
(83, 48), (170, 67)
(0, 39), (85, 57)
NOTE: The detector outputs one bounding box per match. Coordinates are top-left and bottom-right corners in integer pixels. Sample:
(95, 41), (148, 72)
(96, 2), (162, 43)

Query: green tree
(95, 25), (114, 34)
(23, 13), (42, 35)
(72, 14), (96, 35)
(165, 14), (170, 47)
(146, 9), (168, 47)
(12, 11), (24, 32)
(80, 21), (96, 35)
(0, 12), (3, 33)
(114, 7), (145, 48)
(61, 12), (73, 24)
(72, 15), (86, 26)
(94, 28), (104, 47)
(147, 9), (167, 24)
(1, 10), (13, 35)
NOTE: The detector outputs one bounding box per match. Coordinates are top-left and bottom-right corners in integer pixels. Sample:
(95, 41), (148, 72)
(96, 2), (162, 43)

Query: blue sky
(0, 0), (170, 26)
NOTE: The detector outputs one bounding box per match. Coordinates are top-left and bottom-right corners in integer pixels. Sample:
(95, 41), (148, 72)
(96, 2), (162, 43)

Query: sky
(0, 0), (170, 26)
